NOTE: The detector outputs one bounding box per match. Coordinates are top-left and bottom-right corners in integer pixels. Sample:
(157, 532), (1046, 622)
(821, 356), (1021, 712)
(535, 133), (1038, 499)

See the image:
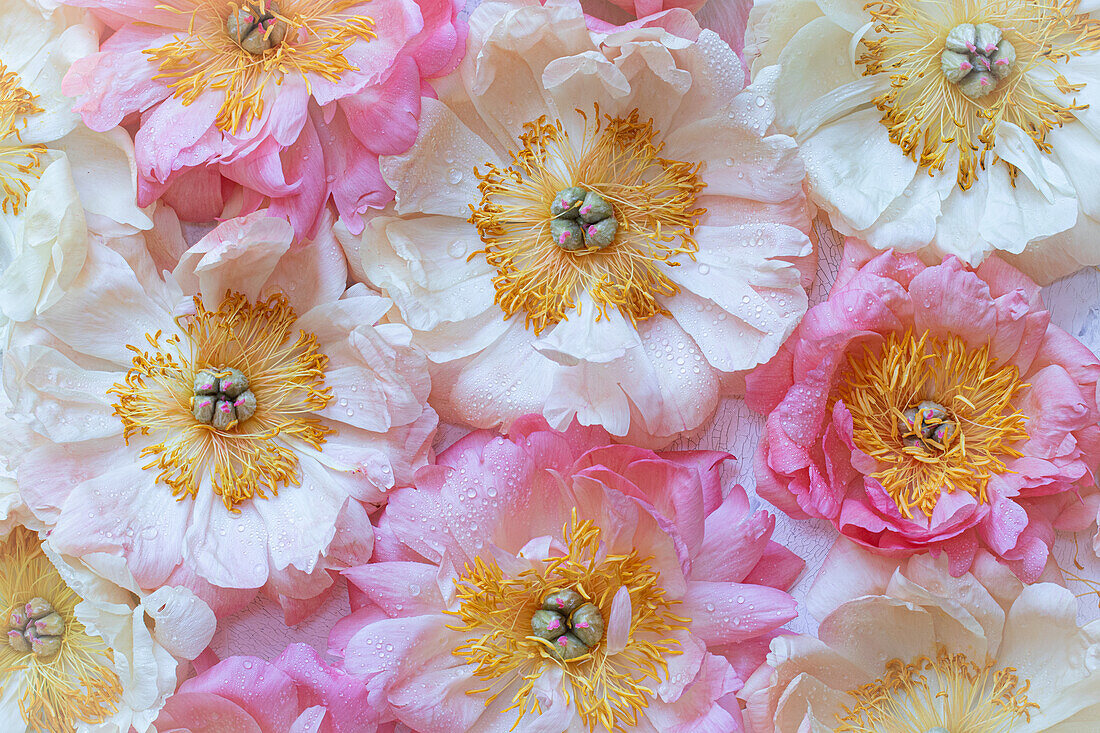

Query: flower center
(191, 367), (258, 430)
(0, 527), (122, 733)
(110, 291), (334, 510)
(449, 513), (686, 730)
(530, 588), (606, 660)
(470, 107), (705, 334)
(941, 23), (1016, 99)
(0, 61), (45, 215)
(835, 646), (1039, 732)
(6, 597), (65, 659)
(837, 330), (1028, 519)
(549, 187), (619, 251)
(859, 0), (1100, 188)
(145, 0), (376, 132)
(226, 1), (288, 54)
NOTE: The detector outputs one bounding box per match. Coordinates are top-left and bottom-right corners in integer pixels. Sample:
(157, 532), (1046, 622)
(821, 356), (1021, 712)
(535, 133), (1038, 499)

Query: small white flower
(746, 0), (1100, 283)
(0, 525), (215, 733)
(741, 538), (1100, 732)
(337, 0), (815, 446)
(0, 0), (152, 323)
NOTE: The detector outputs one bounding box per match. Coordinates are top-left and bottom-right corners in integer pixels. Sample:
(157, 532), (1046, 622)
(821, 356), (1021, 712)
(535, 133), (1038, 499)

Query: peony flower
(335, 0), (815, 447)
(741, 538), (1100, 732)
(4, 211), (437, 617)
(152, 643), (378, 732)
(331, 415), (804, 732)
(747, 239), (1100, 582)
(745, 0), (1100, 283)
(0, 0), (151, 324)
(0, 524), (216, 733)
(61, 0), (467, 237)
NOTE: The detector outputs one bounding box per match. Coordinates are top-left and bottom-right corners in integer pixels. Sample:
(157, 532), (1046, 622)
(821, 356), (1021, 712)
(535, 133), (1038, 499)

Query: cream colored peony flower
(746, 0), (1100, 283)
(0, 525), (216, 733)
(336, 0), (815, 446)
(741, 538), (1100, 732)
(0, 0), (151, 323)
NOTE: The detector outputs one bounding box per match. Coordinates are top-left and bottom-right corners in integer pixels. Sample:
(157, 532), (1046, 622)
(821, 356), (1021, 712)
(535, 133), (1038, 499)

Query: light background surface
(213, 217), (1100, 660)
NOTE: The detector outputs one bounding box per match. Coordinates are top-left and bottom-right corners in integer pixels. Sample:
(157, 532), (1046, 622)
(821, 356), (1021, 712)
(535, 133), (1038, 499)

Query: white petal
(800, 108), (919, 231)
(143, 585), (216, 659)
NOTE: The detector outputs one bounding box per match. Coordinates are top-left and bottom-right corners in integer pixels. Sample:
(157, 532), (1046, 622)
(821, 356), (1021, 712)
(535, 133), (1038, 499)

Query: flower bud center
(941, 22), (1016, 99)
(898, 399), (958, 453)
(549, 187), (618, 252)
(6, 597), (64, 658)
(227, 1), (287, 55)
(530, 587), (606, 660)
(191, 367), (257, 431)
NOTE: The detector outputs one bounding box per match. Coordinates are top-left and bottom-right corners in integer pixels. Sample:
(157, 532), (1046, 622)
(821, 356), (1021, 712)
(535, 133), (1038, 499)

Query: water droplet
(755, 96), (766, 107)
(447, 169), (463, 185)
(447, 240), (467, 258)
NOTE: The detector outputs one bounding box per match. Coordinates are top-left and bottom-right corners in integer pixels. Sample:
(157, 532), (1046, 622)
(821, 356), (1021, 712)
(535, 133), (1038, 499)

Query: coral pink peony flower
(60, 0), (467, 237)
(153, 644), (378, 732)
(331, 415), (803, 732)
(748, 239), (1100, 582)
(741, 538), (1100, 732)
(4, 211), (437, 618)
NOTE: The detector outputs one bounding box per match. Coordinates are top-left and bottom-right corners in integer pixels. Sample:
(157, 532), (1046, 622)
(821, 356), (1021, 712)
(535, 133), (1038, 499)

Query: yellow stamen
(836, 645), (1039, 732)
(448, 511), (685, 731)
(470, 107), (706, 334)
(0, 527), (122, 733)
(109, 291), (334, 510)
(860, 0), (1100, 189)
(0, 61), (45, 215)
(145, 0), (376, 132)
(838, 330), (1028, 518)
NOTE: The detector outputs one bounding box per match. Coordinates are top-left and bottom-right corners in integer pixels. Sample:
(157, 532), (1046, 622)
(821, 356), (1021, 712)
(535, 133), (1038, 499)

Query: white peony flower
(3, 212), (437, 618)
(0, 0), (151, 323)
(336, 0), (815, 447)
(741, 538), (1100, 732)
(0, 525), (216, 733)
(746, 0), (1100, 283)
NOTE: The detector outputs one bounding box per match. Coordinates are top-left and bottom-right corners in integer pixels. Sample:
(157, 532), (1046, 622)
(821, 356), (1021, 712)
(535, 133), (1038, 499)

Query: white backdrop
(212, 216), (1100, 660)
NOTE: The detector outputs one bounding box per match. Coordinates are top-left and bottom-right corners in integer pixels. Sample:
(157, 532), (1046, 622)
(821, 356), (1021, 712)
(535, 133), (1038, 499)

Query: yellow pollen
(145, 0), (376, 132)
(860, 0), (1100, 189)
(469, 106), (706, 334)
(447, 512), (687, 731)
(836, 645), (1040, 732)
(0, 61), (45, 215)
(109, 290), (334, 510)
(837, 330), (1029, 519)
(0, 527), (122, 733)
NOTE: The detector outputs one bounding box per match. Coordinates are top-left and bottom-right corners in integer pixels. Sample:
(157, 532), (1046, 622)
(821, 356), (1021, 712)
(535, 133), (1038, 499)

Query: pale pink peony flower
(60, 0), (467, 238)
(336, 0), (815, 447)
(153, 644), (379, 732)
(330, 415), (804, 732)
(747, 239), (1100, 582)
(4, 211), (437, 618)
(741, 538), (1100, 732)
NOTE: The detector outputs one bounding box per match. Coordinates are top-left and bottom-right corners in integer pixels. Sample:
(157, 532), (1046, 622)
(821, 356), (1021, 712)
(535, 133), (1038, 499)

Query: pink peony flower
(60, 0), (467, 238)
(153, 644), (378, 732)
(330, 415), (803, 732)
(4, 211), (437, 618)
(747, 239), (1100, 582)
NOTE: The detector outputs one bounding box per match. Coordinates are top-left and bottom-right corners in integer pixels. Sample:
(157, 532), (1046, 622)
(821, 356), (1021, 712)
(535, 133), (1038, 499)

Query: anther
(191, 367), (256, 429)
(227, 1), (287, 55)
(942, 23), (1015, 99)
(550, 187), (618, 251)
(6, 597), (63, 658)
